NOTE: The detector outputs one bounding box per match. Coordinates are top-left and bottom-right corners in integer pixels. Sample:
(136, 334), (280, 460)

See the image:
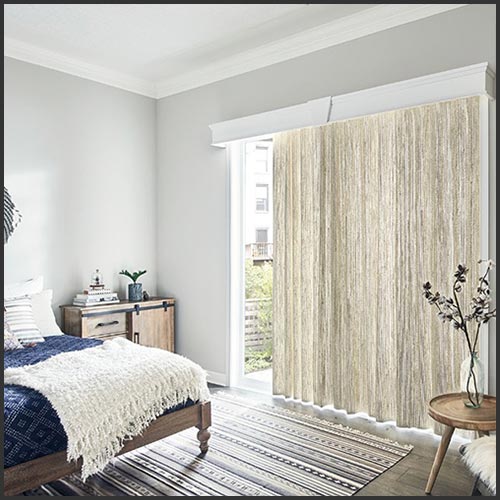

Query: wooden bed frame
(4, 401), (211, 496)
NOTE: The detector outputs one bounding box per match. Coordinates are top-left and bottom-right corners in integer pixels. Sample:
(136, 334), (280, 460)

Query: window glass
(256, 184), (269, 212)
(256, 228), (268, 243)
(254, 145), (269, 172)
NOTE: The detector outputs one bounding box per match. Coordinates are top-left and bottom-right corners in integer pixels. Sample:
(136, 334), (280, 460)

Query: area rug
(25, 392), (413, 496)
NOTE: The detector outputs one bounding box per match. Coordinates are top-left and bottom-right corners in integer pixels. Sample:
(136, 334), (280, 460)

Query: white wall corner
(4, 37), (157, 98)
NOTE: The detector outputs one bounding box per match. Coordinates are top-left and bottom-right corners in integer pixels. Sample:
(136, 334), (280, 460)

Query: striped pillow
(4, 296), (45, 345)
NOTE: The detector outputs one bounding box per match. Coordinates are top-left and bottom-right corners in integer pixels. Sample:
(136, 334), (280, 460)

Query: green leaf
(119, 269), (147, 283)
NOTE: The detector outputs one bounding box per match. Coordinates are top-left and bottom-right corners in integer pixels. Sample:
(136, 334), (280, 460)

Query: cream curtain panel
(273, 97), (480, 429)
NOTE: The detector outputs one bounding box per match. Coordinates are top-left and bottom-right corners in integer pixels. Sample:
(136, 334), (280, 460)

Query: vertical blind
(273, 97), (480, 429)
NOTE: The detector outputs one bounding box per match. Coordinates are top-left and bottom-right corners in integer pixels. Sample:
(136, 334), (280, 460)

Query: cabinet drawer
(86, 313), (127, 338)
(93, 332), (129, 342)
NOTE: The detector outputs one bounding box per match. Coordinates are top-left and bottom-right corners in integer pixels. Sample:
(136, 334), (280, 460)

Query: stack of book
(73, 288), (120, 307)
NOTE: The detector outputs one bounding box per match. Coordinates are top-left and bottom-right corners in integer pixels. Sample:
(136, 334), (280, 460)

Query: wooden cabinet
(130, 306), (174, 351)
(60, 297), (175, 352)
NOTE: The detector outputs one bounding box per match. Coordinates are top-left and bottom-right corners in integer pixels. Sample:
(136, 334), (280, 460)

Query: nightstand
(60, 297), (175, 352)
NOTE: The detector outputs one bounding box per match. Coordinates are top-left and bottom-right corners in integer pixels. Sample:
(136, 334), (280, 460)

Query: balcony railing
(246, 242), (273, 260)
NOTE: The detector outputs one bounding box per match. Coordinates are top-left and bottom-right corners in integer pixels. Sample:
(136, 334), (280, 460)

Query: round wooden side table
(425, 393), (496, 495)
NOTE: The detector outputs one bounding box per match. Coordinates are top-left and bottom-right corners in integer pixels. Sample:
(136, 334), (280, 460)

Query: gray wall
(156, 4), (497, 391)
(4, 57), (157, 316)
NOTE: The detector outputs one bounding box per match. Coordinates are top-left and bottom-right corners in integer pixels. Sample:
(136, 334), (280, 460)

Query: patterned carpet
(26, 392), (412, 496)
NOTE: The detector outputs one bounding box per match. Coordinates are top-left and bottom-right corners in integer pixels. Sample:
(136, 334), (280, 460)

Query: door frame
(228, 139), (273, 393)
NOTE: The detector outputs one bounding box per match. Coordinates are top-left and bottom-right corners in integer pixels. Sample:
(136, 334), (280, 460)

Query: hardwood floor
(355, 444), (472, 497)
(210, 386), (476, 497)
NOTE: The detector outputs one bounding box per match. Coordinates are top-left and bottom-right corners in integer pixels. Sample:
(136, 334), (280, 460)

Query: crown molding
(4, 37), (157, 98)
(5, 4), (468, 99)
(156, 3), (468, 98)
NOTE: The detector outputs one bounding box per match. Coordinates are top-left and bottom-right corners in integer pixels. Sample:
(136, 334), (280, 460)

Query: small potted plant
(119, 269), (147, 302)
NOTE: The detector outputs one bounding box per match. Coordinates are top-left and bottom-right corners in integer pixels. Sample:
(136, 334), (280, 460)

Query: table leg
(425, 425), (455, 494)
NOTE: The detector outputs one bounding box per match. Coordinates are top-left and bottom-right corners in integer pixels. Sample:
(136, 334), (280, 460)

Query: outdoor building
(244, 141), (273, 264)
(244, 140), (273, 377)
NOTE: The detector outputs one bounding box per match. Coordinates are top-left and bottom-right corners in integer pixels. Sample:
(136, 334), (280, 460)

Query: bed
(4, 335), (211, 496)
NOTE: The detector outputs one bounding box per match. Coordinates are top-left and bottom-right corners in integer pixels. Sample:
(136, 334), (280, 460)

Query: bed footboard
(3, 401), (211, 496)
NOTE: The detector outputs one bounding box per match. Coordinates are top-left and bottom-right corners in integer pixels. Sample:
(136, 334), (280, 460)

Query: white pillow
(31, 289), (63, 336)
(4, 276), (44, 300)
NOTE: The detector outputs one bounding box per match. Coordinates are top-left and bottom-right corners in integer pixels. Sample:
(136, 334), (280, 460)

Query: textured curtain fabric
(273, 97), (480, 429)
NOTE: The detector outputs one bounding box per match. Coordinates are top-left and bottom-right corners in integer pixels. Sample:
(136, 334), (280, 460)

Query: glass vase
(460, 352), (484, 408)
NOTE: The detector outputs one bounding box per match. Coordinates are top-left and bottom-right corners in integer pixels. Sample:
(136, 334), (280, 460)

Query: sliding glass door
(229, 139), (273, 392)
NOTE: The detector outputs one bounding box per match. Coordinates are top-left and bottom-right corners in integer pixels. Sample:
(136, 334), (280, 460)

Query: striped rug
(25, 392), (412, 496)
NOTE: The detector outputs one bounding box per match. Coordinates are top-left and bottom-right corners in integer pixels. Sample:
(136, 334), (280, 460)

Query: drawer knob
(96, 320), (120, 328)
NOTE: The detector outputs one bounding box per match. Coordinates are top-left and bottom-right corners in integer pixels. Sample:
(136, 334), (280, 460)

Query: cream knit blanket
(4, 337), (210, 480)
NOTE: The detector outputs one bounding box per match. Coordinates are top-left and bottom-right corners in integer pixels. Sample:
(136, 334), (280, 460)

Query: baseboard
(206, 370), (228, 387)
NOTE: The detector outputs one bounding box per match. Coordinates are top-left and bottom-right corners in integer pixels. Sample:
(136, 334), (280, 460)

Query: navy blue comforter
(4, 335), (193, 468)
(4, 336), (102, 468)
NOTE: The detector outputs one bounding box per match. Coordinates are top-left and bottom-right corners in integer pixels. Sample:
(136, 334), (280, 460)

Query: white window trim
(228, 142), (245, 389)
(479, 95), (490, 392)
(229, 139), (273, 393)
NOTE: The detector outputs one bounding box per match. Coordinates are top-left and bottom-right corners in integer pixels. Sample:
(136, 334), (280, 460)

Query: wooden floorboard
(210, 386), (475, 497)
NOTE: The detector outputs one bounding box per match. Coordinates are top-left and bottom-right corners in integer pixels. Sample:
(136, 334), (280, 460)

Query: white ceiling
(4, 4), (466, 98)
